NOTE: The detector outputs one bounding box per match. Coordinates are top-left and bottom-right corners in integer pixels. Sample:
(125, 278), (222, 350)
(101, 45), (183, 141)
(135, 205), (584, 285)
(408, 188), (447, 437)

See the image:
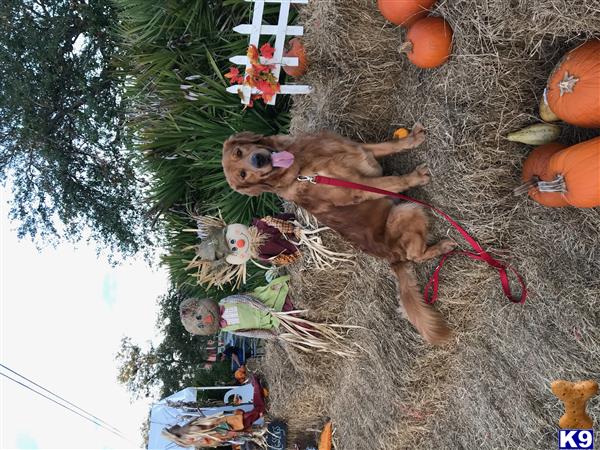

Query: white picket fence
(226, 0), (312, 106)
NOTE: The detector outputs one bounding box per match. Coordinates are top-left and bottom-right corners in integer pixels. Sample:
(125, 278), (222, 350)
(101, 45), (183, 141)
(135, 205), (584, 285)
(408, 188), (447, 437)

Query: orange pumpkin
(283, 38), (308, 78)
(234, 366), (247, 383)
(393, 127), (410, 139)
(521, 142), (569, 207)
(400, 17), (453, 69)
(377, 0), (437, 27)
(541, 136), (600, 207)
(545, 39), (600, 128)
(318, 421), (333, 450)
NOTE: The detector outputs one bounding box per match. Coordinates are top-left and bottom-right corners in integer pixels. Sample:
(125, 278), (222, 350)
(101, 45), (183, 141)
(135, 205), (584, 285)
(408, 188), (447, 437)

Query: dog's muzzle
(250, 152), (271, 168)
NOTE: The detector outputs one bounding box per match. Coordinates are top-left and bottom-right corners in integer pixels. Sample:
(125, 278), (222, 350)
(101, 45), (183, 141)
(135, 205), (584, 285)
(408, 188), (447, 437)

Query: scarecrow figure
(179, 276), (357, 356)
(162, 377), (268, 448)
(185, 212), (352, 289)
(162, 412), (263, 448)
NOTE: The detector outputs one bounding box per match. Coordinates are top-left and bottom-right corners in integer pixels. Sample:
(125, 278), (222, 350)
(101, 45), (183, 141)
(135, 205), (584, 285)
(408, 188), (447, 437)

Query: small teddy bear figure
(551, 379), (598, 429)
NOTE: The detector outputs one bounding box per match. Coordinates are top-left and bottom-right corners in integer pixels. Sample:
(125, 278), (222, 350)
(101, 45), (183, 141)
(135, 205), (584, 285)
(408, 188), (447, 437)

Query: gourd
(393, 127), (410, 139)
(377, 0), (437, 27)
(541, 136), (600, 207)
(539, 91), (560, 122)
(283, 38), (308, 78)
(399, 17), (453, 69)
(517, 137), (600, 208)
(545, 39), (600, 128)
(318, 421), (333, 450)
(519, 142), (569, 207)
(507, 123), (561, 145)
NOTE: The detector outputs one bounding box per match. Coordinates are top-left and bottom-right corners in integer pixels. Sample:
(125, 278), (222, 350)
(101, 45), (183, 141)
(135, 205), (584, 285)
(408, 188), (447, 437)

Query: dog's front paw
(438, 238), (458, 254)
(413, 163), (431, 185)
(406, 123), (426, 148)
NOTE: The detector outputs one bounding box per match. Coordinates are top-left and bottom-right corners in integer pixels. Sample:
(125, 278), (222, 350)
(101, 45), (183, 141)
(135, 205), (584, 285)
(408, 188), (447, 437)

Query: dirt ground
(257, 1), (600, 449)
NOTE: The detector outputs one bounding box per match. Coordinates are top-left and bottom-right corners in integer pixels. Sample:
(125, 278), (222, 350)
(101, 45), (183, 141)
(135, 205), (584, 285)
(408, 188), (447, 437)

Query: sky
(0, 186), (170, 449)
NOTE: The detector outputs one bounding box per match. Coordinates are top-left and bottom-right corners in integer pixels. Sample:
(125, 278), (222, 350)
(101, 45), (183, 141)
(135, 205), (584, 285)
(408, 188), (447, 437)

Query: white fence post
(226, 0), (312, 106)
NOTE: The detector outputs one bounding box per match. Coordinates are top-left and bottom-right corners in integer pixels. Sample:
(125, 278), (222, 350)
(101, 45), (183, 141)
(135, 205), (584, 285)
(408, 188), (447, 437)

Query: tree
(116, 337), (162, 399)
(139, 411), (150, 449)
(0, 0), (150, 256)
(116, 288), (233, 400)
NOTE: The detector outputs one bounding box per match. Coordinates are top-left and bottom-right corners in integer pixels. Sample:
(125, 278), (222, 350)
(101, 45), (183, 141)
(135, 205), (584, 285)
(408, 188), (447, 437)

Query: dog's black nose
(250, 153), (270, 168)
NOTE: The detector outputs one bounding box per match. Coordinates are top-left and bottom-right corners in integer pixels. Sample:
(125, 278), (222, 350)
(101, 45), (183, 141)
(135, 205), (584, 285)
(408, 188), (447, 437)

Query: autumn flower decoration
(225, 43), (281, 107)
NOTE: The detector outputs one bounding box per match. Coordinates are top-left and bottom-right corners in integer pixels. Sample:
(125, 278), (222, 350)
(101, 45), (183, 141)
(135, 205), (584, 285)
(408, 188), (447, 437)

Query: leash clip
(297, 175), (316, 184)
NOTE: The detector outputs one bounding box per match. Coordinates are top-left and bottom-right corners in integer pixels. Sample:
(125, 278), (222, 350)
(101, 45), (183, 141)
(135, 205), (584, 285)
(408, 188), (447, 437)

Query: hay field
(258, 1), (600, 448)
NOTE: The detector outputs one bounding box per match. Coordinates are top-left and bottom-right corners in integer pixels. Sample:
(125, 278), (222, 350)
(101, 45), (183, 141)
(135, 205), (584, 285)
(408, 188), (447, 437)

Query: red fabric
(282, 295), (295, 312)
(219, 306), (228, 328)
(242, 377), (266, 429)
(312, 175), (527, 305)
(251, 214), (299, 262)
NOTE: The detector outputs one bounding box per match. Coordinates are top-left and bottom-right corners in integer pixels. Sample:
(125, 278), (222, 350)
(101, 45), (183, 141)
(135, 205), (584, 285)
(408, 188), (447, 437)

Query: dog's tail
(391, 261), (451, 344)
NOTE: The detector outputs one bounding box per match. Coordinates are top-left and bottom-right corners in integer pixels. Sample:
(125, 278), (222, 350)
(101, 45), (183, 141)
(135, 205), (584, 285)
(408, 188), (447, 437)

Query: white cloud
(102, 273), (118, 307)
(15, 433), (38, 449)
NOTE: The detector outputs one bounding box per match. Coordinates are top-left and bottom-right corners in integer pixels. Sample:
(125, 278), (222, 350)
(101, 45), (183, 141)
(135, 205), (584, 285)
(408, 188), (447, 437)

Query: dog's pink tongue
(271, 151), (294, 168)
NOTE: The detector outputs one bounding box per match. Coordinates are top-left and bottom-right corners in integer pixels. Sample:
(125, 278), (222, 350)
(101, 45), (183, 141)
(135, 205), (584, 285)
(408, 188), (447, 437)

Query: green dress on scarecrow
(220, 275), (290, 333)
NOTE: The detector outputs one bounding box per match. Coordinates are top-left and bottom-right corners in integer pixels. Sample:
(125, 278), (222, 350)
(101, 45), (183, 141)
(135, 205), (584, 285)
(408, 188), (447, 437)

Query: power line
(0, 371), (127, 440)
(0, 363), (123, 435)
(0, 370), (135, 445)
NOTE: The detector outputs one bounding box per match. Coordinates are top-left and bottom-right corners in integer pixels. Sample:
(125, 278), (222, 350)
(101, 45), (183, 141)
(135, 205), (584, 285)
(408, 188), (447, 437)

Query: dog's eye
(240, 170), (246, 179)
(236, 149), (243, 158)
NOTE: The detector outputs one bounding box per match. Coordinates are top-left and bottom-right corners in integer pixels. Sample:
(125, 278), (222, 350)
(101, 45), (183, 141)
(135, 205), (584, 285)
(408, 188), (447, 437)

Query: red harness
(297, 174), (527, 305)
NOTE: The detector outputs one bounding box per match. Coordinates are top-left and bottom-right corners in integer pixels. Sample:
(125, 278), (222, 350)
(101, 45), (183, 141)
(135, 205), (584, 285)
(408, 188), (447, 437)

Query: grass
(117, 0), (294, 296)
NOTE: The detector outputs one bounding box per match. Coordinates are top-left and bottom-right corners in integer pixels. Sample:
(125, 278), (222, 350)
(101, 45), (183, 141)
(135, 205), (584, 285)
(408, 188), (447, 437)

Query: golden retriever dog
(222, 125), (456, 344)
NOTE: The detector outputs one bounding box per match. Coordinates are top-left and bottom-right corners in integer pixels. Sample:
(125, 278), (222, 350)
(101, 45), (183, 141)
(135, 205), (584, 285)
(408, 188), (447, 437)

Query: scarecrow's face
(179, 298), (221, 335)
(194, 309), (217, 331)
(224, 223), (251, 265)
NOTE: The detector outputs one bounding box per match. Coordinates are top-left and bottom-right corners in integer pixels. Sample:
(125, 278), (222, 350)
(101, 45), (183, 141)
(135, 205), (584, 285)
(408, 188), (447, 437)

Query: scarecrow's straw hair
(186, 257), (247, 290)
(289, 218), (355, 270)
(246, 225), (269, 258)
(274, 311), (362, 358)
(258, 1), (600, 449)
(189, 213), (227, 239)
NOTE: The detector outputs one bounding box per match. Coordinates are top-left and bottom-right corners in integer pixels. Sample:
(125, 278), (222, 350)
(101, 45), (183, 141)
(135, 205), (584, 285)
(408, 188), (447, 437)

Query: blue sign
(266, 420), (287, 450)
(559, 430), (594, 449)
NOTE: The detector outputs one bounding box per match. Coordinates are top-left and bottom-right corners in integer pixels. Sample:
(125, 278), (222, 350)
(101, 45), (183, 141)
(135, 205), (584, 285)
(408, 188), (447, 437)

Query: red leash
(298, 175), (527, 305)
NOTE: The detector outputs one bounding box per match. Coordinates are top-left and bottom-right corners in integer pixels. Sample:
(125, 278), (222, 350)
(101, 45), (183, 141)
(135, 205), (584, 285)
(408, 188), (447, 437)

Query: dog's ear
(223, 132), (264, 152)
(235, 183), (271, 197)
(224, 132), (293, 153)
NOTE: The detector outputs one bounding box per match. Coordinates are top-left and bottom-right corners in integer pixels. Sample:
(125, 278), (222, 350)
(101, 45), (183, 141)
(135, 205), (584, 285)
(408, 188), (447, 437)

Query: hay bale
(260, 1), (600, 449)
